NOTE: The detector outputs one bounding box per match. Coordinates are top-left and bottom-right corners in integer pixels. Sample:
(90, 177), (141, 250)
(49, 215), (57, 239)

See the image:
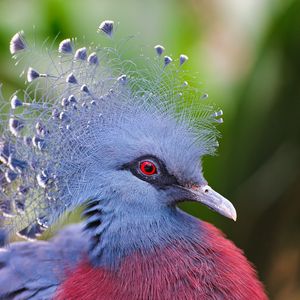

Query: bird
(0, 20), (268, 299)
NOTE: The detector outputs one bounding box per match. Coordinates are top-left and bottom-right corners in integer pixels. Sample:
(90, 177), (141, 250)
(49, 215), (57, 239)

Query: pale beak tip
(229, 206), (237, 222)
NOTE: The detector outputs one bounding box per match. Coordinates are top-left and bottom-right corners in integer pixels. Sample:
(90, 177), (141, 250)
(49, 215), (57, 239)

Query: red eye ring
(140, 161), (157, 176)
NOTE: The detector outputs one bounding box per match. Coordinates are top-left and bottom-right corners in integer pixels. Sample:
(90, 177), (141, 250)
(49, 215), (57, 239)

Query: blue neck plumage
(83, 198), (201, 269)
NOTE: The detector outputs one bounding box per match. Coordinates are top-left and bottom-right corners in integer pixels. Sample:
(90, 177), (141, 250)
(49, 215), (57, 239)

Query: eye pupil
(140, 161), (157, 175)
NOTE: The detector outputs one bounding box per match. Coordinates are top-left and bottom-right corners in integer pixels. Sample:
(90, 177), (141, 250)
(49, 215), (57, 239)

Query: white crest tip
(9, 118), (23, 136)
(80, 84), (89, 93)
(27, 68), (40, 82)
(10, 31), (26, 54)
(117, 74), (127, 84)
(201, 93), (208, 100)
(154, 45), (165, 56)
(164, 56), (172, 67)
(11, 95), (23, 109)
(212, 110), (223, 117)
(58, 38), (72, 54)
(74, 47), (87, 60)
(66, 73), (77, 84)
(179, 54), (189, 65)
(87, 52), (99, 65)
(98, 20), (114, 37)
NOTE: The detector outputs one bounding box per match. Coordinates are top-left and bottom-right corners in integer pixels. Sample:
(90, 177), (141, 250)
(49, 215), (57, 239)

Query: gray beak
(185, 185), (237, 221)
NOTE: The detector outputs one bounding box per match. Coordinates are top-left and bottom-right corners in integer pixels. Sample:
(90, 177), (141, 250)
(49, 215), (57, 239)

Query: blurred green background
(0, 0), (299, 299)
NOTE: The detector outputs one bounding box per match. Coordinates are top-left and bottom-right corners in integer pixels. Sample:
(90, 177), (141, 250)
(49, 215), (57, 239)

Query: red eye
(140, 161), (157, 176)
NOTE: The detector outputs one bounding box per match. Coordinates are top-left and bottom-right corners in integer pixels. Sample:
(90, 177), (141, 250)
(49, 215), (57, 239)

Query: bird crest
(0, 20), (223, 242)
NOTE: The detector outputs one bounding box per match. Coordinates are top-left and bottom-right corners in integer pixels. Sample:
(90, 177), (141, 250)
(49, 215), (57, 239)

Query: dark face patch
(121, 155), (179, 189)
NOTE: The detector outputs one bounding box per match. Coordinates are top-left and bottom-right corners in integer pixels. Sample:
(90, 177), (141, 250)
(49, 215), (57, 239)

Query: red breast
(56, 222), (268, 300)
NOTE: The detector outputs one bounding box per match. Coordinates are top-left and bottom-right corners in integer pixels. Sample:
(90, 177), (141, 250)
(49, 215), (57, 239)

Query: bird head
(0, 20), (236, 243)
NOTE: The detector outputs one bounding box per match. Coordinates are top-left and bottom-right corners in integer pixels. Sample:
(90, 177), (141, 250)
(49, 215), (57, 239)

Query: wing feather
(0, 224), (87, 300)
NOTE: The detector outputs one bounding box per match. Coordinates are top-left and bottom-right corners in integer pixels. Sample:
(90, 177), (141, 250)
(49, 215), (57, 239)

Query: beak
(181, 185), (237, 221)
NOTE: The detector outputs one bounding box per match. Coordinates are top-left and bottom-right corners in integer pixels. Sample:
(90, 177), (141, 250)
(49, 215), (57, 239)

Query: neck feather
(83, 198), (202, 269)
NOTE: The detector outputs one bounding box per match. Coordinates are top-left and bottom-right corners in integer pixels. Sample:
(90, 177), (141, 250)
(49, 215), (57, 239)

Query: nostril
(204, 188), (209, 193)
